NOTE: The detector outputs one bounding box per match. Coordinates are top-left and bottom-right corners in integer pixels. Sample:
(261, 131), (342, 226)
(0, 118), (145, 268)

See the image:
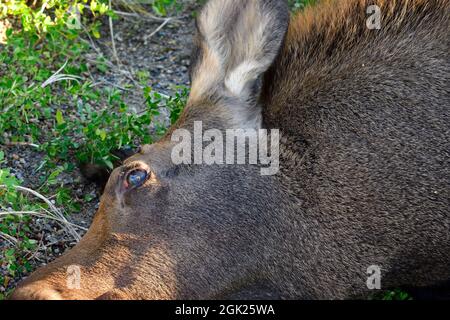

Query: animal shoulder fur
(262, 0), (449, 130)
(259, 0), (450, 298)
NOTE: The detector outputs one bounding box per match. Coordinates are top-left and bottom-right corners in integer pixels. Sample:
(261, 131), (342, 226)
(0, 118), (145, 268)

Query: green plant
(0, 166), (84, 300)
(382, 289), (412, 301)
(0, 0), (191, 300)
(0, 0), (190, 172)
(41, 85), (188, 170)
(289, 0), (317, 11)
(111, 0), (182, 17)
(368, 289), (413, 300)
(151, 0), (181, 16)
(166, 86), (189, 125)
(0, 169), (38, 278)
(0, 0), (110, 34)
(0, 29), (87, 144)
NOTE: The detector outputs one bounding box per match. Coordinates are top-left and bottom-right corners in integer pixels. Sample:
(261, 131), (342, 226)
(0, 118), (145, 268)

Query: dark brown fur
(261, 0), (450, 297)
(11, 0), (450, 300)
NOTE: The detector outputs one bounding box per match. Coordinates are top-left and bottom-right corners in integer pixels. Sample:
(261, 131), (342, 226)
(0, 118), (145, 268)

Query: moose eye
(126, 169), (148, 189)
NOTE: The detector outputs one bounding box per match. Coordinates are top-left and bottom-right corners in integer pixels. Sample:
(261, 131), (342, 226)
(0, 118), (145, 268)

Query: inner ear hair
(190, 0), (289, 102)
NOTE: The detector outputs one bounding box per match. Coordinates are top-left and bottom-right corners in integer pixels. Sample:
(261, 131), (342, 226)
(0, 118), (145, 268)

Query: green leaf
(47, 167), (64, 185)
(95, 128), (107, 141)
(92, 29), (101, 39)
(56, 109), (65, 125)
(103, 159), (114, 170)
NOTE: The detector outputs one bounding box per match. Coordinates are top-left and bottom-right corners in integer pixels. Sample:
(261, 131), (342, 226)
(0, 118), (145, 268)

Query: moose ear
(190, 0), (289, 102)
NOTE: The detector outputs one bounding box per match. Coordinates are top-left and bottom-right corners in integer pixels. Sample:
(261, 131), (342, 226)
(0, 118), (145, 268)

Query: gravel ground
(1, 3), (198, 296)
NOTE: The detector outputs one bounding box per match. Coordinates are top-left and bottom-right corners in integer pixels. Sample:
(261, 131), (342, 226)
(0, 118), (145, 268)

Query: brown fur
(11, 0), (450, 300)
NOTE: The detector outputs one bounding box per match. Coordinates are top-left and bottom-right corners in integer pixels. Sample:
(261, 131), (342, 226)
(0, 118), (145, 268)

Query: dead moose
(11, 0), (450, 299)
